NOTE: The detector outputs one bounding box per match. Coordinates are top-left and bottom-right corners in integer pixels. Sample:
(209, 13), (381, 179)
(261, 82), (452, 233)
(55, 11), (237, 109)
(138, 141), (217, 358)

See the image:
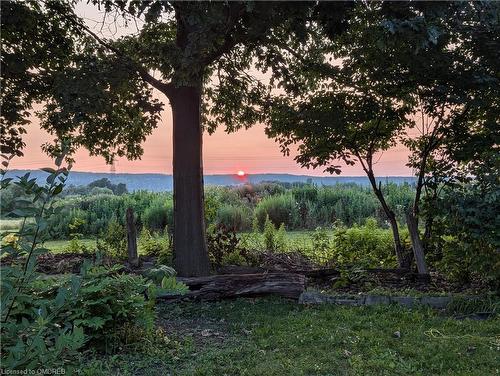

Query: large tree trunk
(170, 86), (210, 277)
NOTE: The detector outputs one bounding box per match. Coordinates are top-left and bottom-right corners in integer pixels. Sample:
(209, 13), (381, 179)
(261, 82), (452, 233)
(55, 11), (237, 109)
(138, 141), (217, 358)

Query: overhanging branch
(50, 1), (176, 98)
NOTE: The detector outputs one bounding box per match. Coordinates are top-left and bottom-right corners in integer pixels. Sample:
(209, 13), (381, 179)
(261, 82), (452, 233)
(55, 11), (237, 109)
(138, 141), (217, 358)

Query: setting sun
(237, 170), (245, 176)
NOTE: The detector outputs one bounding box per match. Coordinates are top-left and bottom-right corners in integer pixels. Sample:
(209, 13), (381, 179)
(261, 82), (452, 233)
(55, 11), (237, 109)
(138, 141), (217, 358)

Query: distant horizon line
(9, 168), (415, 178)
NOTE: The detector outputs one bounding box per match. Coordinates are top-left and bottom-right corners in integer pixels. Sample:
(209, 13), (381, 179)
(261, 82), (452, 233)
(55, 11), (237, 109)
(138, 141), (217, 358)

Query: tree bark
(387, 213), (409, 268)
(365, 169), (410, 269)
(406, 212), (429, 277)
(126, 207), (139, 268)
(169, 86), (210, 277)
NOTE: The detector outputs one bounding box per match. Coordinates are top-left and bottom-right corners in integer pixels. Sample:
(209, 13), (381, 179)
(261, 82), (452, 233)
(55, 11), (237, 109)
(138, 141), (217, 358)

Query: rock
(201, 329), (212, 337)
(364, 295), (391, 306)
(419, 296), (451, 309)
(343, 350), (352, 358)
(299, 291), (330, 304)
(391, 296), (417, 308)
(298, 292), (362, 305)
(393, 331), (401, 338)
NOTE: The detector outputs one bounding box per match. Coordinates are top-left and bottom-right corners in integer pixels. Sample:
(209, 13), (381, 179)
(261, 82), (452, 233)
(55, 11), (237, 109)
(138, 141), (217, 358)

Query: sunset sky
(10, 3), (414, 177)
(12, 105), (413, 176)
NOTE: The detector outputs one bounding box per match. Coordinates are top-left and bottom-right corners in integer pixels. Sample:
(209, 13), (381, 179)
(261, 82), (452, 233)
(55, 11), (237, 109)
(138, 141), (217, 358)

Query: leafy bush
(254, 193), (297, 230)
(139, 228), (172, 265)
(309, 227), (332, 263)
(207, 224), (242, 268)
(64, 217), (93, 254)
(435, 236), (499, 288)
(146, 265), (177, 285)
(64, 237), (93, 254)
(97, 218), (126, 259)
(215, 204), (252, 231)
(204, 187), (225, 224)
(1, 158), (87, 371)
(428, 175), (500, 288)
(143, 199), (173, 232)
(207, 225), (257, 268)
(331, 218), (400, 268)
(65, 266), (157, 352)
(221, 250), (247, 266)
(263, 216), (287, 252)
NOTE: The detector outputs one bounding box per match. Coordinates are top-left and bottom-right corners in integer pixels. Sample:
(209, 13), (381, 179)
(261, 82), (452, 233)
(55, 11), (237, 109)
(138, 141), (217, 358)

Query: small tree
(266, 2), (498, 270)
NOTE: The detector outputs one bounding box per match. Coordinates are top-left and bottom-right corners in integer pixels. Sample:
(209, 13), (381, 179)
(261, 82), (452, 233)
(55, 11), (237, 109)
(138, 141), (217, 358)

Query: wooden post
(406, 212), (429, 278)
(126, 207), (139, 268)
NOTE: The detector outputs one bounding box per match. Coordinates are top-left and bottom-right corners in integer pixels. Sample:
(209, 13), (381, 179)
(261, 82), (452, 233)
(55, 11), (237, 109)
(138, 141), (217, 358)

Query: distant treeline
(1, 179), (416, 239)
(4, 170), (417, 192)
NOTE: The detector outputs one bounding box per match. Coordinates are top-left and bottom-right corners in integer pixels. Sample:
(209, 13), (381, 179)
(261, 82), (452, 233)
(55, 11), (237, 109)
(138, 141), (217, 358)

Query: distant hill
(5, 170), (416, 192)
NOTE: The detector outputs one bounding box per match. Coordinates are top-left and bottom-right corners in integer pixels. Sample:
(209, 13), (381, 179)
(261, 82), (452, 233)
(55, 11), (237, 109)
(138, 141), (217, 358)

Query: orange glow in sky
(11, 108), (413, 176)
(10, 4), (414, 177)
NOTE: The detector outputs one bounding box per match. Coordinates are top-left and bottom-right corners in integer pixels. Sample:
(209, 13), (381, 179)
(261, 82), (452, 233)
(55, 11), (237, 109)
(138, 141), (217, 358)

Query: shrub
(66, 266), (157, 352)
(215, 204), (251, 231)
(221, 250), (247, 266)
(254, 193), (297, 230)
(207, 224), (241, 268)
(1, 162), (86, 371)
(262, 216), (287, 252)
(143, 200), (173, 232)
(64, 238), (93, 254)
(204, 187), (223, 225)
(331, 219), (399, 268)
(207, 225), (257, 268)
(274, 223), (287, 252)
(98, 218), (127, 259)
(436, 236), (500, 288)
(139, 228), (172, 265)
(309, 227), (333, 263)
(428, 175), (500, 288)
(146, 265), (177, 285)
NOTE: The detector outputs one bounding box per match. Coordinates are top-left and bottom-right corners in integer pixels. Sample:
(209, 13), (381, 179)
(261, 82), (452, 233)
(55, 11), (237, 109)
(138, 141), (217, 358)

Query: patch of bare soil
(1, 252), (118, 274)
(156, 308), (230, 346)
(314, 269), (491, 295)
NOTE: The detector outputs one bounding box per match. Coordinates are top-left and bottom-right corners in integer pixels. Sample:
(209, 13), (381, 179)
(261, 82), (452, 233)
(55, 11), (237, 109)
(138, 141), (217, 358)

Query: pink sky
(12, 103), (412, 176)
(11, 3), (413, 177)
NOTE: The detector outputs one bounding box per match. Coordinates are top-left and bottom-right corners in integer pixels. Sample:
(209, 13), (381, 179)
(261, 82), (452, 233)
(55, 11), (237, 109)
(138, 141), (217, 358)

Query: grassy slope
(82, 298), (499, 376)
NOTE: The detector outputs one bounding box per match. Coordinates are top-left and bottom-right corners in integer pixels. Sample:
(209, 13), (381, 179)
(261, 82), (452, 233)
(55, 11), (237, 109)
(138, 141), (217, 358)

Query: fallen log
(216, 266), (415, 280)
(156, 272), (306, 301)
(217, 265), (268, 275)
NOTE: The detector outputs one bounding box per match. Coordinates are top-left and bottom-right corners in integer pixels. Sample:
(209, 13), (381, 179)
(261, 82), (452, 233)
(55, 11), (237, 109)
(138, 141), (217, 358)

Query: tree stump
(126, 207), (139, 268)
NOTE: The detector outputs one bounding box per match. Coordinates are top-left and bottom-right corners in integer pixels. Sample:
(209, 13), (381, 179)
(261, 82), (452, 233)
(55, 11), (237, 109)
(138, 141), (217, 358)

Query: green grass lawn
(80, 298), (500, 376)
(0, 218), (33, 232)
(37, 230), (326, 255)
(42, 238), (97, 253)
